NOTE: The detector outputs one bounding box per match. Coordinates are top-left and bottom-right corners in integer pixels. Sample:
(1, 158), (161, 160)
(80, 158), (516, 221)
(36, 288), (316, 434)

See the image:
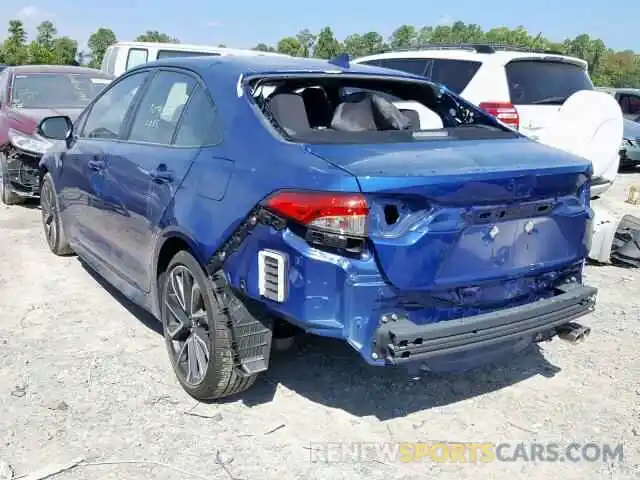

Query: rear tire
(159, 250), (262, 401)
(40, 172), (73, 256)
(0, 153), (23, 205)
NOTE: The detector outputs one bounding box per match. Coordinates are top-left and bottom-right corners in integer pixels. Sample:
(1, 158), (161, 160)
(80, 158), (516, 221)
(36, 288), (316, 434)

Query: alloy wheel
(40, 180), (58, 249)
(164, 265), (211, 386)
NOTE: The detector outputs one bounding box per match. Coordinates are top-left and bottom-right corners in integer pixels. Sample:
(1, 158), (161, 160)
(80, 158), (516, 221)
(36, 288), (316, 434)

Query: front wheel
(159, 250), (267, 401)
(40, 172), (73, 256)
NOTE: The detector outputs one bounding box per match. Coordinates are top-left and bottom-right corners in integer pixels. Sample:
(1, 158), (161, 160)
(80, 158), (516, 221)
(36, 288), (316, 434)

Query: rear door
(505, 58), (594, 138)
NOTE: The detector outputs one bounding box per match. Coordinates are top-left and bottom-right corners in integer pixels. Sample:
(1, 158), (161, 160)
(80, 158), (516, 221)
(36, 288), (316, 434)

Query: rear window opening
(247, 75), (518, 145)
(506, 60), (594, 105)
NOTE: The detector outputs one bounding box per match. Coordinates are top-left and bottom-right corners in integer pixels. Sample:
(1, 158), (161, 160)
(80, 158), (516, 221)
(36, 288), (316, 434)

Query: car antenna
(328, 53), (350, 69)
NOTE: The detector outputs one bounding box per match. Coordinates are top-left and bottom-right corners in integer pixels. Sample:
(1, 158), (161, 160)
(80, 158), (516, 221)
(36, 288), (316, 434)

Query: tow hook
(556, 322), (591, 344)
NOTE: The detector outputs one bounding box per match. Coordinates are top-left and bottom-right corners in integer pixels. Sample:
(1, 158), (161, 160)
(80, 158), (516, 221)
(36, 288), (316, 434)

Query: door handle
(88, 157), (105, 171)
(150, 167), (174, 184)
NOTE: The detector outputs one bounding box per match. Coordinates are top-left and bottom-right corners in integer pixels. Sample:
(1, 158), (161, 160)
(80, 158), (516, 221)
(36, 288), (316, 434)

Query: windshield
(506, 60), (594, 105)
(10, 72), (112, 109)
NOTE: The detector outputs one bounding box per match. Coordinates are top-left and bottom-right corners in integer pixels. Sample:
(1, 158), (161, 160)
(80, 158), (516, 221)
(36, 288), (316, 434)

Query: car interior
(249, 77), (515, 143)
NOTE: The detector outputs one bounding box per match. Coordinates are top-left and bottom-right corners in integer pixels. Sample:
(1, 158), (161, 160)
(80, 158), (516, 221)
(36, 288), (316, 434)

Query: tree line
(1, 19), (639, 88)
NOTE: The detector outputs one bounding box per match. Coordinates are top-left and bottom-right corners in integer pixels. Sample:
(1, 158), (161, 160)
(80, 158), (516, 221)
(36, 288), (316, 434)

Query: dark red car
(0, 65), (114, 205)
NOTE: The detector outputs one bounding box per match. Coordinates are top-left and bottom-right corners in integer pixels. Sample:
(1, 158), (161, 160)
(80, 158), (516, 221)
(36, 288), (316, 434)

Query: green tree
(36, 20), (57, 50)
(342, 34), (367, 57)
(53, 37), (79, 65)
(28, 41), (55, 64)
(296, 29), (316, 57)
(253, 43), (275, 52)
(88, 28), (117, 68)
(361, 32), (386, 54)
(277, 37), (301, 56)
(136, 30), (179, 43)
(313, 27), (341, 59)
(389, 25), (417, 49)
(2, 20), (29, 65)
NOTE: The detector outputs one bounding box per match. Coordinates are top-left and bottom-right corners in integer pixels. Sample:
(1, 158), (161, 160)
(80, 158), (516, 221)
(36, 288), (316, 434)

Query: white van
(101, 41), (287, 77)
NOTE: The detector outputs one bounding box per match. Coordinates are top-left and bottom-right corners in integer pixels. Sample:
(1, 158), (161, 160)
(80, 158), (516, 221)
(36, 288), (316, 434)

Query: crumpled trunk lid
(306, 138), (593, 291)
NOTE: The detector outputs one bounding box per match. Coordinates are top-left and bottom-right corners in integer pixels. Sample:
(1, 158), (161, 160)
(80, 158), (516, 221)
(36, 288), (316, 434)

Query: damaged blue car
(37, 54), (597, 400)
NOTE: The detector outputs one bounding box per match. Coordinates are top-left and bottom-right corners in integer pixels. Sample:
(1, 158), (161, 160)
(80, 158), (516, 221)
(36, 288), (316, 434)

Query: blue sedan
(37, 55), (597, 400)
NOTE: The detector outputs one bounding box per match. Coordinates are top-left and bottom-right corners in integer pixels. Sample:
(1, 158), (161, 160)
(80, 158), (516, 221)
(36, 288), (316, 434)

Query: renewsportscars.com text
(308, 441), (624, 464)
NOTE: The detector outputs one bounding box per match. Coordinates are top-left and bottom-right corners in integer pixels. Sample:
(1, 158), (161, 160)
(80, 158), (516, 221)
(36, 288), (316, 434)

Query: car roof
(353, 49), (588, 70)
(109, 41), (287, 57)
(132, 54), (429, 81)
(8, 64), (114, 77)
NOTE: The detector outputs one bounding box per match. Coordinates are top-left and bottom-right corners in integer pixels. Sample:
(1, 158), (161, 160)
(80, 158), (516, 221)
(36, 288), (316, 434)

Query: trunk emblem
(488, 225), (499, 239)
(525, 220), (535, 234)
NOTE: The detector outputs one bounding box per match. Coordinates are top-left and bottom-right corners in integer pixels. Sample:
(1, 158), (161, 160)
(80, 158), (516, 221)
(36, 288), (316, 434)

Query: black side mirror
(37, 116), (74, 145)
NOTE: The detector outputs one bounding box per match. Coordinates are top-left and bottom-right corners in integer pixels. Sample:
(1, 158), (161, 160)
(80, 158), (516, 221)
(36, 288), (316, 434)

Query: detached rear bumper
(373, 283), (597, 364)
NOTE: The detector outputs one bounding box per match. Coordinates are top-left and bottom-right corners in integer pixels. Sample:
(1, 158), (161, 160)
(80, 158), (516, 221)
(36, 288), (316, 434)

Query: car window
(428, 59), (482, 94)
(506, 60), (594, 105)
(126, 48), (149, 71)
(360, 58), (480, 94)
(10, 72), (112, 109)
(156, 50), (221, 60)
(128, 70), (197, 145)
(361, 58), (429, 76)
(173, 86), (222, 146)
(82, 71), (148, 140)
(619, 94), (640, 115)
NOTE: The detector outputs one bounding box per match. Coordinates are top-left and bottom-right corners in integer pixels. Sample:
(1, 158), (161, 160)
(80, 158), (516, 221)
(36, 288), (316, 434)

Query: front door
(96, 69), (214, 291)
(58, 70), (150, 261)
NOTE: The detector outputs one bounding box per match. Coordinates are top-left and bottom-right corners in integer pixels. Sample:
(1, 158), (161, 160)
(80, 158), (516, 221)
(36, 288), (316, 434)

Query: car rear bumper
(219, 219), (595, 369)
(372, 283), (597, 364)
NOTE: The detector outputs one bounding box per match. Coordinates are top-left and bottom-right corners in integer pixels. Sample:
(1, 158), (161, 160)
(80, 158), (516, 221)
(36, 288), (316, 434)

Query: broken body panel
(203, 70), (597, 372)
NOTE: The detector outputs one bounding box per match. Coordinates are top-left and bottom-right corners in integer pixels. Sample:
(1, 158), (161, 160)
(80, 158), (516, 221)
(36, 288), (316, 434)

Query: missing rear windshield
(247, 75), (518, 144)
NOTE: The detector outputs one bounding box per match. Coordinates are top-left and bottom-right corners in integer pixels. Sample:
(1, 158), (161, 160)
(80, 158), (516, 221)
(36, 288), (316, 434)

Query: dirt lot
(0, 173), (639, 480)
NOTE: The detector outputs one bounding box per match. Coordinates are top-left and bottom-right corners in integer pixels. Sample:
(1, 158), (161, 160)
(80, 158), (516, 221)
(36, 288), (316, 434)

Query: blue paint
(40, 55), (594, 373)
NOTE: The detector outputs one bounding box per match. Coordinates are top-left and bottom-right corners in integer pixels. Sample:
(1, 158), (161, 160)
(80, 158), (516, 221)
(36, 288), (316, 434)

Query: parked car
(596, 87), (640, 122)
(620, 118), (640, 167)
(37, 55), (597, 401)
(0, 65), (114, 205)
(101, 41), (288, 78)
(0, 64), (7, 73)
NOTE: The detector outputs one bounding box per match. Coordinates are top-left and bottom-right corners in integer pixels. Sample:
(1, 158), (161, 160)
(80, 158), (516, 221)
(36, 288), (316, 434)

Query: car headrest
(266, 93), (311, 134)
(330, 92), (411, 132)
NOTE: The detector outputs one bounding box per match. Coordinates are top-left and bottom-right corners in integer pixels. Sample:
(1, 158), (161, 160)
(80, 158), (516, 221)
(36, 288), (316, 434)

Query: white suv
(352, 44), (593, 140)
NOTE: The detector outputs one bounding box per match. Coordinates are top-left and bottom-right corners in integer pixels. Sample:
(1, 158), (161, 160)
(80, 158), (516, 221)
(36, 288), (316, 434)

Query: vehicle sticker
(91, 78), (112, 84)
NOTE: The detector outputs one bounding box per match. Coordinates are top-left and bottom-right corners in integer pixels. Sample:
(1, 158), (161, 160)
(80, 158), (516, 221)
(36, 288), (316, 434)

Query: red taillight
(479, 101), (519, 129)
(263, 190), (368, 237)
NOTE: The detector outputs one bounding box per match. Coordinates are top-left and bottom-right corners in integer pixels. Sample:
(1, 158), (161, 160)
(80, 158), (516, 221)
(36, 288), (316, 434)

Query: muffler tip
(556, 322), (591, 345)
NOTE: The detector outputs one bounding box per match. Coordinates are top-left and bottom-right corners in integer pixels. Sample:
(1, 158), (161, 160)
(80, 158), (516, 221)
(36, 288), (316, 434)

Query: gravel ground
(0, 172), (639, 480)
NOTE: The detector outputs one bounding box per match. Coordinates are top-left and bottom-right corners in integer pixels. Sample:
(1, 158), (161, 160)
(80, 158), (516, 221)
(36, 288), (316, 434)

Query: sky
(0, 0), (638, 53)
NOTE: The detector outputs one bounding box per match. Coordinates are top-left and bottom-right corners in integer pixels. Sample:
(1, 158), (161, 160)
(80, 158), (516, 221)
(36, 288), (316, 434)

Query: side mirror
(37, 116), (74, 145)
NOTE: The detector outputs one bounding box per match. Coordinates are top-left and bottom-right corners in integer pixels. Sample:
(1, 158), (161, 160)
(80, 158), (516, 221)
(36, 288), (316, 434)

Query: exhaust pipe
(555, 322), (591, 344)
